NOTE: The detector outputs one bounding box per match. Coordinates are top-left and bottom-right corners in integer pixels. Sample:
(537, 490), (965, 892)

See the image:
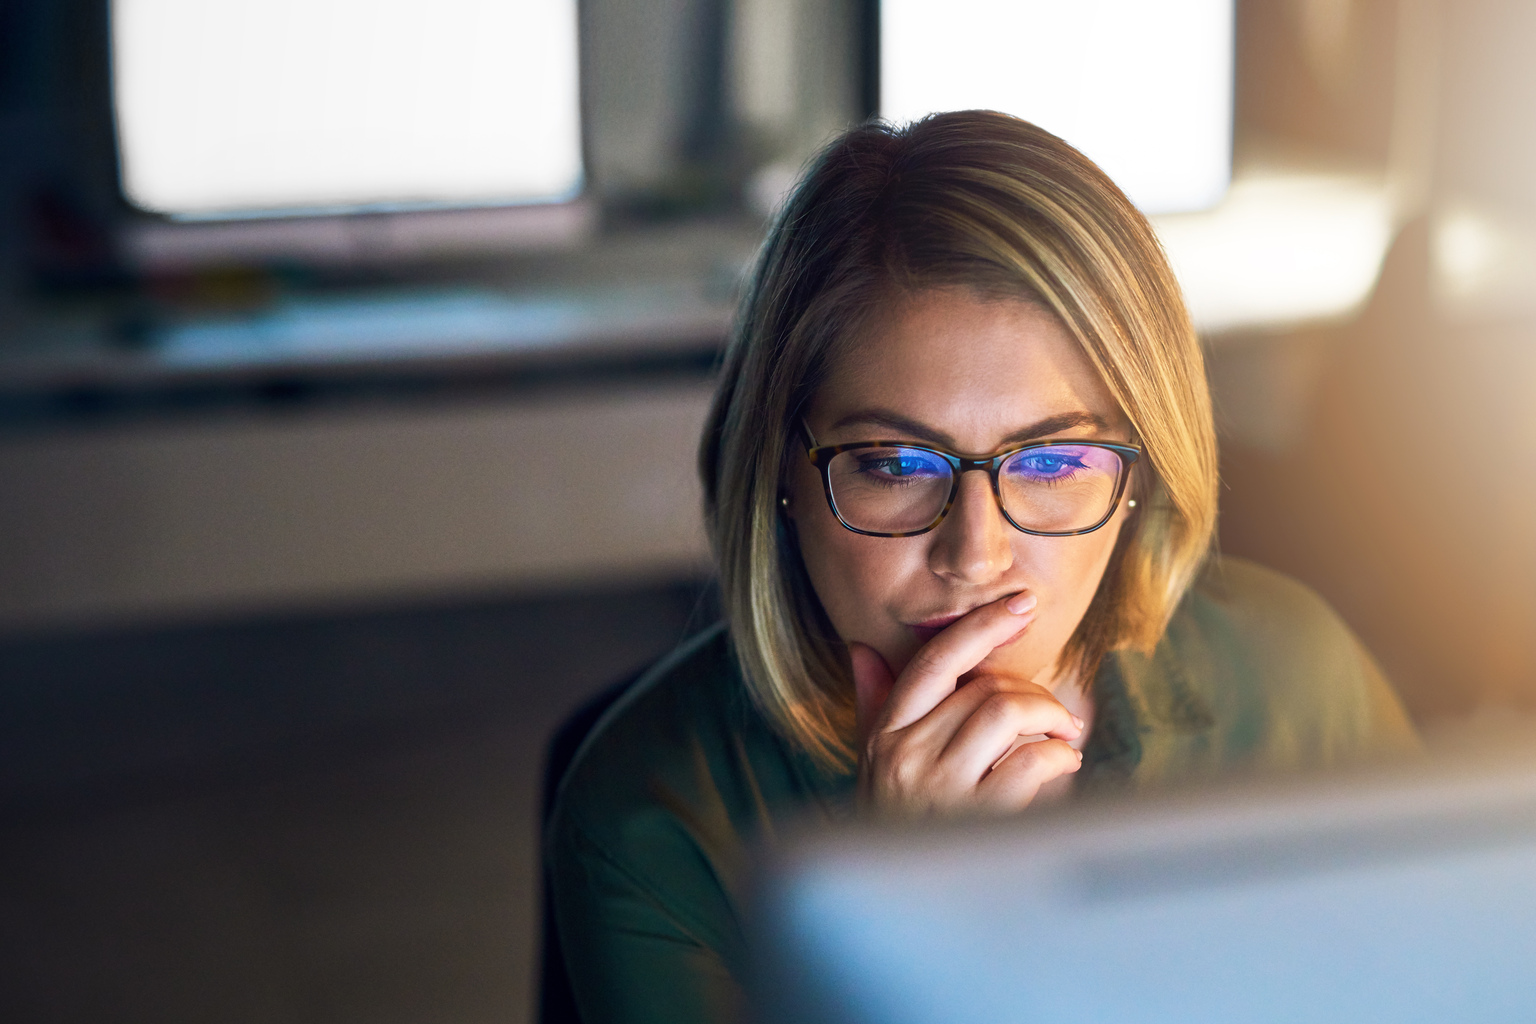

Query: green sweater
(547, 557), (1418, 1024)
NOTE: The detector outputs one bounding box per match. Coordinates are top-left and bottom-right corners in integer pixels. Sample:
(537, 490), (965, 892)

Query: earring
(1127, 499), (1138, 508)
(779, 495), (790, 508)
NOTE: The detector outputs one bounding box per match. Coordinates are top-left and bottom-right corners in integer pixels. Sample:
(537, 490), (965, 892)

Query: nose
(927, 469), (1015, 584)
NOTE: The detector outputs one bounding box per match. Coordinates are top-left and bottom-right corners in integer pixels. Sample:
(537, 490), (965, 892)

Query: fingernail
(1005, 592), (1037, 614)
(1071, 715), (1084, 730)
(1076, 749), (1084, 762)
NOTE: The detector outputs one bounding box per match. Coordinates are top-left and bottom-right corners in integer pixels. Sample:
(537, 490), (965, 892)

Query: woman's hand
(849, 593), (1084, 816)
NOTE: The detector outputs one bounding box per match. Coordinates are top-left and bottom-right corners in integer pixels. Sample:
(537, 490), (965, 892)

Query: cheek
(986, 516), (1126, 674)
(787, 459), (927, 641)
(1020, 520), (1122, 605)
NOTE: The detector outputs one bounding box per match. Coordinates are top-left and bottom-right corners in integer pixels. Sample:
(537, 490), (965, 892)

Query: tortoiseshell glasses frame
(801, 425), (1142, 539)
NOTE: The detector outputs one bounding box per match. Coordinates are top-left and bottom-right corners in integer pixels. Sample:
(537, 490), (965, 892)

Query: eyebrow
(825, 408), (1113, 449)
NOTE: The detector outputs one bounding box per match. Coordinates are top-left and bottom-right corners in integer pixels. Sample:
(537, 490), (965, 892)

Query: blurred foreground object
(755, 725), (1536, 1023)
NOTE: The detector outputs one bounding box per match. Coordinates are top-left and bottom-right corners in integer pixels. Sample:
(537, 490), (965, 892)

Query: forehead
(818, 287), (1122, 444)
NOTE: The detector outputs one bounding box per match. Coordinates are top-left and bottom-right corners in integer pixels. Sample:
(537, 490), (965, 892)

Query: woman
(547, 111), (1416, 1023)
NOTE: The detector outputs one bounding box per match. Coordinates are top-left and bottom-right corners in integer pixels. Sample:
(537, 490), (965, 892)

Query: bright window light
(1153, 173), (1395, 334)
(880, 0), (1234, 214)
(112, 0), (583, 219)
(1432, 201), (1536, 318)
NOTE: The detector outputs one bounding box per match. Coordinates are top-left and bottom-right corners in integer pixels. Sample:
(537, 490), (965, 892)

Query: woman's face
(788, 286), (1136, 686)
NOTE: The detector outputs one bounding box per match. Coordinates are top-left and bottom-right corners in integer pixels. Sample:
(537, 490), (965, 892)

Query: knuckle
(983, 689), (1046, 728)
(975, 691), (1016, 728)
(868, 760), (899, 793)
(907, 644), (950, 680)
(890, 756), (927, 793)
(868, 738), (925, 793)
(967, 674), (1005, 698)
(1002, 737), (1072, 773)
(1002, 738), (1046, 769)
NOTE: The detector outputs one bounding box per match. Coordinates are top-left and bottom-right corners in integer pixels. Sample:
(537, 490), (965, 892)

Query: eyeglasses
(803, 426), (1141, 538)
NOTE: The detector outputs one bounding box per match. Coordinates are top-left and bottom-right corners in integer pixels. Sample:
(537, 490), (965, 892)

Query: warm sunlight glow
(1154, 172), (1395, 333)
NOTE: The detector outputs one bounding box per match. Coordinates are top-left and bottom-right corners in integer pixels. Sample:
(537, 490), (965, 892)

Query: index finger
(877, 593), (1037, 733)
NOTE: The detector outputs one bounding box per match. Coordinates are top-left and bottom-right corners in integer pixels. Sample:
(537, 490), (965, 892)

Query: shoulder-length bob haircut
(700, 111), (1218, 770)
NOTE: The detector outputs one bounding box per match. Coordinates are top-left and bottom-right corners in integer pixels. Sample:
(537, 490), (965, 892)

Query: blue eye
(1008, 449), (1089, 481)
(853, 449), (948, 482)
(885, 457), (929, 477)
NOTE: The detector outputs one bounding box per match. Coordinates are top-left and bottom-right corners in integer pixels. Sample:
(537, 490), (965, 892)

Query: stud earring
(779, 495), (790, 508)
(1127, 499), (1138, 508)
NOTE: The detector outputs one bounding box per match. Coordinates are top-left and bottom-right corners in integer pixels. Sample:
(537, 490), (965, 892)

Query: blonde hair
(699, 112), (1218, 769)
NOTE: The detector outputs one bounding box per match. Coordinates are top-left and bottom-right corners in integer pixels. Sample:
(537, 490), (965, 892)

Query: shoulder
(1121, 556), (1417, 782)
(1177, 555), (1368, 687)
(554, 623), (833, 836)
(558, 622), (743, 809)
(547, 623), (845, 962)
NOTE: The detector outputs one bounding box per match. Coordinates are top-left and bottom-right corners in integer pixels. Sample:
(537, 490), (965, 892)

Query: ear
(848, 642), (896, 744)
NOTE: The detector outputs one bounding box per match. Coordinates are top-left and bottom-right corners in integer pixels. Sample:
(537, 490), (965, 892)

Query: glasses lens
(827, 447), (952, 534)
(999, 444), (1124, 533)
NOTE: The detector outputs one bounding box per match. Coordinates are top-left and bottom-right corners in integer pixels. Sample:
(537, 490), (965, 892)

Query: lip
(906, 611), (974, 644)
(906, 604), (1035, 645)
(912, 613), (966, 631)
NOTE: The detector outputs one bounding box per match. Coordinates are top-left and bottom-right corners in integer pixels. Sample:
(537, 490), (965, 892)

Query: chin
(973, 643), (1045, 682)
(879, 633), (926, 677)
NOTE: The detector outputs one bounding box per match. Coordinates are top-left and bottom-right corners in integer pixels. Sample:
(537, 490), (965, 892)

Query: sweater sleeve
(547, 812), (743, 1024)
